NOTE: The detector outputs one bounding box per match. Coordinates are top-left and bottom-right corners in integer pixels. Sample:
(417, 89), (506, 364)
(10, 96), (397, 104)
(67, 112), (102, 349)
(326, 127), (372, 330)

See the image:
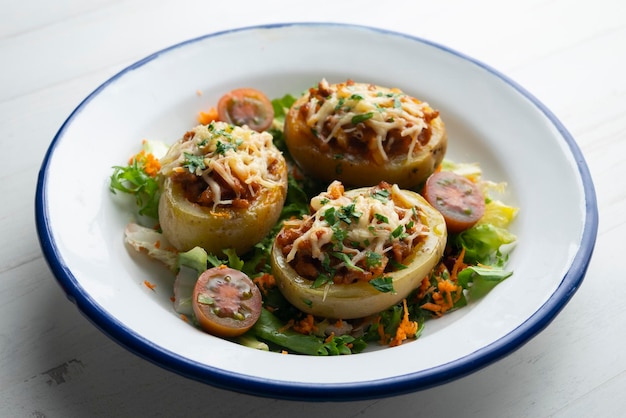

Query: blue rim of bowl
(35, 22), (598, 401)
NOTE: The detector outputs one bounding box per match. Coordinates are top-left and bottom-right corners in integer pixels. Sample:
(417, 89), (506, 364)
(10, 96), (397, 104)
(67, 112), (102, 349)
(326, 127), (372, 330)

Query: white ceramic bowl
(35, 23), (598, 401)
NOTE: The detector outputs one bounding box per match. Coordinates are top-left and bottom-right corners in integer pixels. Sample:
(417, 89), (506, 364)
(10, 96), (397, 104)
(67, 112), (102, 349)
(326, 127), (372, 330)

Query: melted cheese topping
(159, 122), (283, 208)
(283, 181), (428, 269)
(304, 79), (435, 164)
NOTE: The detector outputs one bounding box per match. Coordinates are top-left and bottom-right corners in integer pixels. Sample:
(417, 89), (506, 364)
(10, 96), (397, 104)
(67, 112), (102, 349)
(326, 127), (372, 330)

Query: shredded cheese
(283, 181), (428, 272)
(159, 122), (284, 209)
(303, 79), (436, 163)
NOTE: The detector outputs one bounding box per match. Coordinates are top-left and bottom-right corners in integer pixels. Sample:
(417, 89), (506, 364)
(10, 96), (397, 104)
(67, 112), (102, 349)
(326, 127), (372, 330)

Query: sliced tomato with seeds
(217, 88), (274, 132)
(192, 266), (262, 337)
(422, 170), (485, 234)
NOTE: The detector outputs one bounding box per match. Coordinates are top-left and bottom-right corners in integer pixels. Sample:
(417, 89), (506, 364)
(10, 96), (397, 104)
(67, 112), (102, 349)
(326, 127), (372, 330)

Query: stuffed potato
(158, 122), (288, 255)
(284, 79), (447, 189)
(271, 181), (447, 319)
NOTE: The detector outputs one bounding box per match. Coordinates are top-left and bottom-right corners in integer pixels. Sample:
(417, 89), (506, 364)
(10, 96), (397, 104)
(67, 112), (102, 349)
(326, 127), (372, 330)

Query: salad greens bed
(110, 93), (518, 355)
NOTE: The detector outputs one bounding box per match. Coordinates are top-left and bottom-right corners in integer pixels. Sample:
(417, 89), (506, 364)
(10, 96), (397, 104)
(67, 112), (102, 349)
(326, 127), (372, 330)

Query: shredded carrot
(143, 280), (157, 291)
(197, 107), (219, 125)
(180, 314), (189, 323)
(450, 247), (467, 282)
(421, 275), (461, 317)
(170, 296), (176, 303)
(154, 240), (161, 249)
(281, 350), (289, 355)
(293, 314), (317, 335)
(253, 273), (276, 296)
(439, 281), (455, 307)
(129, 149), (161, 177)
(143, 153), (161, 177)
(390, 299), (419, 347)
(324, 332), (335, 344)
(278, 314), (317, 335)
(420, 302), (442, 313)
(416, 275), (431, 300)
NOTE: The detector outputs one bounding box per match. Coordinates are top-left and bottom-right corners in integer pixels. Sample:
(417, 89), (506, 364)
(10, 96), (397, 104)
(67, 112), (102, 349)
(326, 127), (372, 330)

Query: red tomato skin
(217, 88), (274, 132)
(192, 266), (262, 338)
(423, 171), (485, 234)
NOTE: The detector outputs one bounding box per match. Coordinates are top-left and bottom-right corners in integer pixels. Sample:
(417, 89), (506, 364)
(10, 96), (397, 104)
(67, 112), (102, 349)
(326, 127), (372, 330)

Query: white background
(1, 0), (625, 416)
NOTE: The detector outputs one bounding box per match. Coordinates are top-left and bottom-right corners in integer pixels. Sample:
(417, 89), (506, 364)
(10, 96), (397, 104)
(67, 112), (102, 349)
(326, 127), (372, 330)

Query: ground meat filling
(171, 169), (258, 209)
(276, 182), (426, 285)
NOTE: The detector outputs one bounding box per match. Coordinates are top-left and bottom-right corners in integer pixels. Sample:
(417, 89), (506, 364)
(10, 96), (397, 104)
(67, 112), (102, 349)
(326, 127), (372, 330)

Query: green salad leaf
(252, 309), (328, 355)
(456, 224), (517, 267)
(457, 265), (513, 299)
(110, 159), (161, 220)
(109, 140), (168, 221)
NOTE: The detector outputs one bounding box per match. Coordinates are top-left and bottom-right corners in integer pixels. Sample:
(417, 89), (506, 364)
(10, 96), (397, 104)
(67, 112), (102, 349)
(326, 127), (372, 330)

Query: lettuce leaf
(457, 265), (513, 299)
(456, 223), (517, 267)
(252, 309), (328, 355)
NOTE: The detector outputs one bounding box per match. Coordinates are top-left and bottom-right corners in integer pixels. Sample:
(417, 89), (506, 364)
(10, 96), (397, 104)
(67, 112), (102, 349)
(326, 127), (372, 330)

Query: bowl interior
(37, 23), (596, 400)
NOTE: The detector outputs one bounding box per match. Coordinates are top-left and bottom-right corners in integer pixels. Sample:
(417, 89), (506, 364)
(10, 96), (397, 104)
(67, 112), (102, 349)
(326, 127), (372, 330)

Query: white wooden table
(2, 0), (625, 416)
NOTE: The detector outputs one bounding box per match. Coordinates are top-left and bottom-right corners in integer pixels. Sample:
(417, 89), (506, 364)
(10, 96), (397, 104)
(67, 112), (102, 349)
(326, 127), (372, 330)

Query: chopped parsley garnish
(351, 112), (374, 124)
(365, 251), (383, 269)
(324, 207), (337, 225)
(215, 139), (241, 155)
(391, 225), (407, 239)
(312, 273), (333, 288)
(331, 252), (364, 272)
(336, 203), (361, 225)
(330, 226), (347, 250)
(374, 213), (389, 224)
(371, 188), (390, 202)
(321, 253), (335, 275)
(323, 204), (364, 249)
(388, 259), (408, 270)
(182, 152), (206, 172)
(370, 276), (395, 293)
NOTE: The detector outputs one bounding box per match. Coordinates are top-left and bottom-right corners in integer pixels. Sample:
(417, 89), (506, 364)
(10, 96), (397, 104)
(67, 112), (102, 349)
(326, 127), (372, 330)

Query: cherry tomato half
(422, 170), (485, 234)
(192, 266), (262, 337)
(217, 88), (274, 132)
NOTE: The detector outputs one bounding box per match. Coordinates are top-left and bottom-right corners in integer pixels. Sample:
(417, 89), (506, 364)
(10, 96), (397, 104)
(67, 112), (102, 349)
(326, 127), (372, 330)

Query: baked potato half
(158, 122), (288, 255)
(284, 79), (447, 189)
(270, 182), (447, 319)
